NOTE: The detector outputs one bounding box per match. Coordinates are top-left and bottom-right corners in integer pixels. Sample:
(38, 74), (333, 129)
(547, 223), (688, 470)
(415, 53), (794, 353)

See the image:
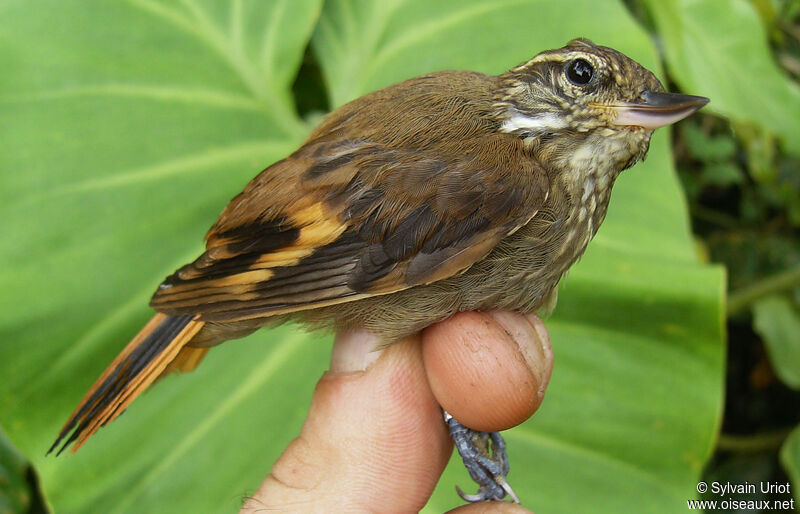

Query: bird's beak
(603, 91), (710, 130)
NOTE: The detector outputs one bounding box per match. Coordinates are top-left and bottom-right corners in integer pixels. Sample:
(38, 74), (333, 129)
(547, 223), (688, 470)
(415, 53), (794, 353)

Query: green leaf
(681, 123), (736, 163)
(753, 296), (800, 389)
(781, 426), (800, 504)
(0, 427), (34, 514)
(0, 1), (725, 513)
(314, 0), (725, 512)
(734, 122), (779, 183)
(702, 163), (745, 187)
(644, 0), (800, 156)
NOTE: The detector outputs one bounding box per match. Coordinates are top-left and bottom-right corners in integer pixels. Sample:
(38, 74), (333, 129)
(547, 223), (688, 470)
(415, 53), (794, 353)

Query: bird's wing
(150, 136), (549, 321)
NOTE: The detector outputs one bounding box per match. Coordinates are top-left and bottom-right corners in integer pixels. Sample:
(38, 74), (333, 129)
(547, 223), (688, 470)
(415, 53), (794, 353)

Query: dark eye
(565, 58), (594, 86)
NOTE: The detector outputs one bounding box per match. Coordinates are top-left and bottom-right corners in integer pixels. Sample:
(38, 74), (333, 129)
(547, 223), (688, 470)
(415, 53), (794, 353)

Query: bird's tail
(49, 313), (206, 455)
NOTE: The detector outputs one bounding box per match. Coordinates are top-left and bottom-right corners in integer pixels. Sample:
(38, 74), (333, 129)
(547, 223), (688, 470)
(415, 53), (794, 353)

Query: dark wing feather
(150, 135), (548, 321)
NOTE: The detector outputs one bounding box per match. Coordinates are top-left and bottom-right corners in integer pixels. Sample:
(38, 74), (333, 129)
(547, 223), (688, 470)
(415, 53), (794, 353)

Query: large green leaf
(0, 0), (724, 513)
(0, 0), (324, 512)
(314, 1), (724, 512)
(644, 0), (800, 156)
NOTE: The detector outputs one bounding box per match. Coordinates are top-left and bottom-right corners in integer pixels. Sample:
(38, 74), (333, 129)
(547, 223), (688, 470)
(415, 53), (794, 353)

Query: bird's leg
(444, 411), (519, 503)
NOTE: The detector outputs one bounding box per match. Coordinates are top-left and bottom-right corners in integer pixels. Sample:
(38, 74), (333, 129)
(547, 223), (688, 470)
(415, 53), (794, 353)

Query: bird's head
(496, 38), (708, 173)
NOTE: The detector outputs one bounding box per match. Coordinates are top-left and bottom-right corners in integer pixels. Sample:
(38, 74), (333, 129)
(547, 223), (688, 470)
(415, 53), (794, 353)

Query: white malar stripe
(500, 110), (566, 135)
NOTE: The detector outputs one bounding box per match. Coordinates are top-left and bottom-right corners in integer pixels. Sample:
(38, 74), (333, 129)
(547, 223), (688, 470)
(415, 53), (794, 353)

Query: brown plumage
(51, 39), (708, 455)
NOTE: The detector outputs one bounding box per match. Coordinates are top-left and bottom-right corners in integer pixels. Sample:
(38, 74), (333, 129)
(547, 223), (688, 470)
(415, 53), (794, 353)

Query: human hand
(240, 311), (553, 513)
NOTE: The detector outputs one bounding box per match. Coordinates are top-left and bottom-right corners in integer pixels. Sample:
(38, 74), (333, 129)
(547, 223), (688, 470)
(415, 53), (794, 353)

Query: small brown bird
(51, 38), (708, 502)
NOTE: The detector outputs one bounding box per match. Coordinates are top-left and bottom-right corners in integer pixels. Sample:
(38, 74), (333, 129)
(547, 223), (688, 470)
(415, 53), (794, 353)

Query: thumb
(241, 331), (451, 513)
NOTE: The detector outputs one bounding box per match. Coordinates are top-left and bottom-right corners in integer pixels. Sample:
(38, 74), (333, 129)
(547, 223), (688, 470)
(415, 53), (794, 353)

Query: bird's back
(308, 71), (503, 150)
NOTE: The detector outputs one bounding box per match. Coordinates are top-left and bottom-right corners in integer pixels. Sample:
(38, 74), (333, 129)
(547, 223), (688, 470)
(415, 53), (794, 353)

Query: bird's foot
(445, 411), (519, 503)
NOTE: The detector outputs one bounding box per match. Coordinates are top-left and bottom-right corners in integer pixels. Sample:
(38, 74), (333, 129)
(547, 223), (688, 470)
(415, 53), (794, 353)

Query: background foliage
(0, 0), (794, 512)
(635, 0), (800, 508)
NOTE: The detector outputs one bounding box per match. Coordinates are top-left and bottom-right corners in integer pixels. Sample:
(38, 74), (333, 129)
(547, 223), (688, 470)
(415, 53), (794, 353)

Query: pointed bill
(603, 91), (710, 129)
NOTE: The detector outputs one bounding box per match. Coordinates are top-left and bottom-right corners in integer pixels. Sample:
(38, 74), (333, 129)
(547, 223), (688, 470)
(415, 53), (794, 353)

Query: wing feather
(150, 135), (548, 321)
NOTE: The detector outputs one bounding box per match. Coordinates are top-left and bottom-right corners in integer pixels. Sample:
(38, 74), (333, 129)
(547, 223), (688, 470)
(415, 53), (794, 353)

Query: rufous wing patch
(150, 201), (349, 313)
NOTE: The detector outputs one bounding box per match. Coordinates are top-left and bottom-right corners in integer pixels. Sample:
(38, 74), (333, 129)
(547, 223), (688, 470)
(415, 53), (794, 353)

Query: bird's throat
(538, 130), (640, 243)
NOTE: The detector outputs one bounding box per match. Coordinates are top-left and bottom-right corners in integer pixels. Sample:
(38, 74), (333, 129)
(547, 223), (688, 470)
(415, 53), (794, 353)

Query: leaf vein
(1, 84), (267, 112)
(49, 141), (294, 197)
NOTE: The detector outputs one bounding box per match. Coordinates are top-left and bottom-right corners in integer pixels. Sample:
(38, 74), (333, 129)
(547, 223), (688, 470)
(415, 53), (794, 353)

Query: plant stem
(691, 204), (740, 229)
(727, 265), (800, 316)
(717, 428), (792, 453)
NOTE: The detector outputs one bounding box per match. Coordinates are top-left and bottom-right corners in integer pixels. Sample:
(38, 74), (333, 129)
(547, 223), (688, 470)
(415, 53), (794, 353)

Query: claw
(496, 476), (520, 504)
(456, 485), (492, 503)
(445, 412), (517, 503)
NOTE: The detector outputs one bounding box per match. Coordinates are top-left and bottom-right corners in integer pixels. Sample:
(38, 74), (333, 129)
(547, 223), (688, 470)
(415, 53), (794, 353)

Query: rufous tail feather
(49, 313), (205, 455)
(159, 346), (210, 378)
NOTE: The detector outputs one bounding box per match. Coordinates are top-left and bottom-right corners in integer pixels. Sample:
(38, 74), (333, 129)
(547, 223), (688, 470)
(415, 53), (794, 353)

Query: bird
(50, 38), (708, 502)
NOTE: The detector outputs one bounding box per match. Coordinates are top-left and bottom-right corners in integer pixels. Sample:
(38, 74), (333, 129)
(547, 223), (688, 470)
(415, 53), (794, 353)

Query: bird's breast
(462, 151), (617, 314)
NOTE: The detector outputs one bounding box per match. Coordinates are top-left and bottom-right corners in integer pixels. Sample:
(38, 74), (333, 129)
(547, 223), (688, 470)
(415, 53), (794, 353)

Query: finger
(241, 331), (452, 513)
(447, 502), (536, 513)
(421, 311), (553, 432)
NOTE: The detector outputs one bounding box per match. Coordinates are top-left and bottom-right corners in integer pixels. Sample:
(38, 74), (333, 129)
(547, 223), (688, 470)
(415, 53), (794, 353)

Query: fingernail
(488, 311), (554, 396)
(330, 329), (384, 373)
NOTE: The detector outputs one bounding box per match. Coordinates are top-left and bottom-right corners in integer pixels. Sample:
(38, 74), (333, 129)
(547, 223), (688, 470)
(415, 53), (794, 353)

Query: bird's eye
(565, 58), (594, 86)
